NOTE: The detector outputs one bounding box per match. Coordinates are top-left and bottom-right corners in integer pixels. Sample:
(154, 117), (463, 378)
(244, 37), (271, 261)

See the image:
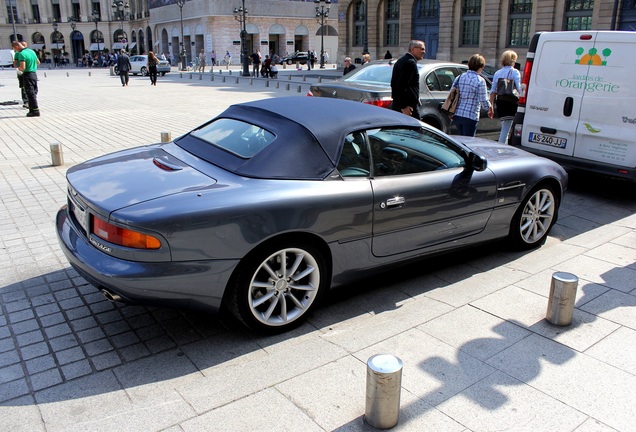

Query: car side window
(337, 131), (371, 177)
(368, 127), (466, 177)
(427, 67), (461, 91)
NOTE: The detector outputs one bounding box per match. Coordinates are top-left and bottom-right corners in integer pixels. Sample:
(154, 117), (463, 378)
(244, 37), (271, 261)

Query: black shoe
(26, 111), (40, 117)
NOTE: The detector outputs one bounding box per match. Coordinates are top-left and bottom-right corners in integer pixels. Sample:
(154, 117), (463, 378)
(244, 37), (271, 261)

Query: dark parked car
(280, 51), (309, 65)
(56, 97), (567, 333)
(308, 59), (499, 134)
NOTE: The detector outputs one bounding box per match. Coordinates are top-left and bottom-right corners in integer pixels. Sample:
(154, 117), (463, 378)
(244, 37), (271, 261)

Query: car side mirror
(469, 152), (487, 171)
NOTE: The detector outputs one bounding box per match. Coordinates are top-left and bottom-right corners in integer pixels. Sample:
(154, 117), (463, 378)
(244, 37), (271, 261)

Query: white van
(0, 49), (14, 68)
(510, 31), (636, 182)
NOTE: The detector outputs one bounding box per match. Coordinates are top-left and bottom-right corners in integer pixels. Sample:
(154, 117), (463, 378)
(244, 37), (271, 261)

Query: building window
(354, 0), (365, 46)
(385, 0), (399, 46)
(31, 3), (41, 24)
(461, 0), (481, 46)
(415, 0), (439, 19)
(564, 0), (594, 30)
(71, 0), (81, 21)
(51, 0), (61, 22)
(508, 0), (532, 47)
(6, 0), (18, 24)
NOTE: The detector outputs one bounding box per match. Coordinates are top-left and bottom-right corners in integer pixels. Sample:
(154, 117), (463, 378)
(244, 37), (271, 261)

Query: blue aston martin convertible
(56, 96), (567, 332)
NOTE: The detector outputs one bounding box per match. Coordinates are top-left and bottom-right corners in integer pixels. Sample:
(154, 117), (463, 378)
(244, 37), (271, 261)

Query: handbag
(496, 69), (519, 102)
(441, 84), (459, 115)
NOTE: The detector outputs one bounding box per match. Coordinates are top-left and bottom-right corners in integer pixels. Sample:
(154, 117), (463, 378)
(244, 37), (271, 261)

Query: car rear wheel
(228, 242), (326, 333)
(141, 67), (148, 76)
(160, 72), (166, 76)
(286, 60), (292, 65)
(509, 185), (558, 250)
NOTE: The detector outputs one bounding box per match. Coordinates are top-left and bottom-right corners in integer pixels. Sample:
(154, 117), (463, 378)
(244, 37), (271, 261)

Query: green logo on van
(583, 123), (601, 134)
(575, 47), (612, 66)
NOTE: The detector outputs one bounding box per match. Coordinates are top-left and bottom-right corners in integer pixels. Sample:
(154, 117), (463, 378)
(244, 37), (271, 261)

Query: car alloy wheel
(510, 185), (557, 249)
(229, 243), (326, 332)
(141, 67), (148, 76)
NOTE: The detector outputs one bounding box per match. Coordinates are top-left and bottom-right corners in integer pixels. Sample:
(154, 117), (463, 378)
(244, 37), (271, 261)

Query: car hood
(66, 145), (217, 213)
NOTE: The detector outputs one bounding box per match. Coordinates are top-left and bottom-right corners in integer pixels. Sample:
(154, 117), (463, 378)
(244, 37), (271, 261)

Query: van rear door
(521, 32), (592, 158)
(572, 32), (636, 169)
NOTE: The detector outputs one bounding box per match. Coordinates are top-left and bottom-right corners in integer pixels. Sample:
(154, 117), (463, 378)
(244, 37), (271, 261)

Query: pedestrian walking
(117, 51), (132, 86)
(489, 50), (521, 143)
(12, 41), (40, 117)
(147, 51), (159, 86)
(451, 53), (493, 137)
(251, 51), (261, 77)
(198, 49), (206, 73)
(390, 40), (426, 119)
(343, 57), (356, 75)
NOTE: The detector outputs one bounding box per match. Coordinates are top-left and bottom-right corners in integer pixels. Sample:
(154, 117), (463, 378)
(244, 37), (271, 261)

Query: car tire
(286, 60), (292, 65)
(141, 67), (148, 77)
(509, 184), (558, 250)
(227, 241), (327, 333)
(113, 66), (119, 75)
(160, 72), (166, 76)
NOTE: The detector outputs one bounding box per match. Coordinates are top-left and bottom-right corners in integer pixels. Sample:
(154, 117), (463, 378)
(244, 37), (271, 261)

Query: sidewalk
(0, 68), (635, 432)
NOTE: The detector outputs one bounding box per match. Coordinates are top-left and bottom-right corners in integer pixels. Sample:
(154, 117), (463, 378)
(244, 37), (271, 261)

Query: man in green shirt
(12, 41), (40, 117)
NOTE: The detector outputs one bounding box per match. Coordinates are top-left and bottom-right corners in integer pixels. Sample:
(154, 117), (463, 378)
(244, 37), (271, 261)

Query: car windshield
(190, 118), (275, 158)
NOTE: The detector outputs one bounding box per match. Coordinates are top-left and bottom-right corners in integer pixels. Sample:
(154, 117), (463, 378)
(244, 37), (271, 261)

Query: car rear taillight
(362, 98), (393, 109)
(518, 58), (533, 105)
(92, 215), (161, 249)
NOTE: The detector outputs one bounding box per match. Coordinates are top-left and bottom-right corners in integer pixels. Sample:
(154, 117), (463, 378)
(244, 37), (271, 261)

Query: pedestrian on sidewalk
(147, 51), (159, 86)
(117, 51), (132, 86)
(198, 49), (206, 73)
(12, 41), (40, 117)
(13, 41), (29, 109)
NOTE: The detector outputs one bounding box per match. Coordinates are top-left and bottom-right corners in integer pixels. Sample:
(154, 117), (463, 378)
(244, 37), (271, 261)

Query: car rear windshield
(345, 64), (427, 86)
(189, 118), (275, 158)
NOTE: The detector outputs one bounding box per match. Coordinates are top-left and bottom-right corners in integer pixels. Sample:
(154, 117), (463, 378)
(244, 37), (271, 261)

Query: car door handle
(381, 196), (405, 209)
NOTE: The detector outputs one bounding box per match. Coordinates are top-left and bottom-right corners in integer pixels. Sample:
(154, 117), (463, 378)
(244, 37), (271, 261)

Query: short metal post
(223, 76), (226, 82)
(265, 80), (269, 87)
(189, 74), (193, 79)
(546, 272), (579, 326)
(250, 78), (253, 85)
(211, 74), (214, 81)
(365, 354), (403, 429)
(276, 81), (280, 88)
(318, 76), (322, 83)
(50, 142), (64, 166)
(160, 132), (171, 143)
(199, 74), (202, 80)
(235, 77), (239, 84)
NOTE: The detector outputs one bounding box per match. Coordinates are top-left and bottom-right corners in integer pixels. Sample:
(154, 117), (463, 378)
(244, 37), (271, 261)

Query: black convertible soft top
(176, 96), (422, 180)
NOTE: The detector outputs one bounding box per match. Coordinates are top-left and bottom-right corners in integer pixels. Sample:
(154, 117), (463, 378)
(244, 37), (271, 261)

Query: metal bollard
(211, 74), (214, 81)
(265, 80), (269, 87)
(365, 354), (403, 429)
(250, 78), (253, 85)
(160, 132), (171, 143)
(199, 74), (202, 80)
(223, 76), (226, 82)
(50, 142), (64, 166)
(318, 76), (322, 83)
(276, 81), (280, 89)
(235, 77), (239, 84)
(546, 272), (579, 326)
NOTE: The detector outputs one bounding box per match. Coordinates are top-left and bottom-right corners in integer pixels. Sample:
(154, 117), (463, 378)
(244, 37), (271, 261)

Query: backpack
(496, 69), (519, 102)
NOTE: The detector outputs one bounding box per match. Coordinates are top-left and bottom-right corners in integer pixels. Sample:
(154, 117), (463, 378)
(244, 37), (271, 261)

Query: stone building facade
(337, 0), (635, 66)
(1, 0), (339, 66)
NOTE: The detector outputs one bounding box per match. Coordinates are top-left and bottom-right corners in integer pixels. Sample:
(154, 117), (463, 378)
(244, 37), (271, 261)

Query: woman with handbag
(451, 54), (493, 137)
(490, 50), (521, 143)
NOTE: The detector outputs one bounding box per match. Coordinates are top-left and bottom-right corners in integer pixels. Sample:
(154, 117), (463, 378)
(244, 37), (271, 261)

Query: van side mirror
(469, 152), (487, 171)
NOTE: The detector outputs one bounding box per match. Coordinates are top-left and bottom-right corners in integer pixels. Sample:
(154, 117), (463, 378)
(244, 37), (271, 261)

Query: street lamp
(176, 0), (187, 71)
(111, 1), (129, 31)
(315, 0), (331, 69)
(93, 10), (102, 57)
(233, 0), (250, 77)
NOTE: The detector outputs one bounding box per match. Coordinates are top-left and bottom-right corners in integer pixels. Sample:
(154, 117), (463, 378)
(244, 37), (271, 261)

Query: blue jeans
(499, 119), (513, 143)
(453, 115), (478, 137)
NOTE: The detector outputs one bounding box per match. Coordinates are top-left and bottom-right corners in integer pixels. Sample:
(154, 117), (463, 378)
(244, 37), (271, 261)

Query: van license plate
(529, 132), (567, 149)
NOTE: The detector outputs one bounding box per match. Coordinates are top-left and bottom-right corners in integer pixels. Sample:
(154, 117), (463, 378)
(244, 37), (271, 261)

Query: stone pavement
(0, 67), (635, 432)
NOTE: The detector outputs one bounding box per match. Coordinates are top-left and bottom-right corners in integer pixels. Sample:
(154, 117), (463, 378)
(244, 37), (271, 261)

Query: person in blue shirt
(489, 50), (521, 143)
(451, 53), (493, 136)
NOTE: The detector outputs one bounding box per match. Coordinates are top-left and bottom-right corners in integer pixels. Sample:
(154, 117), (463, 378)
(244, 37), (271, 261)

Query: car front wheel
(509, 185), (558, 250)
(141, 67), (148, 76)
(228, 242), (326, 333)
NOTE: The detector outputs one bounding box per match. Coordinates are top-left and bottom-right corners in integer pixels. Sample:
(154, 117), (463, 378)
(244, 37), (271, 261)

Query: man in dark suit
(390, 40), (426, 119)
(117, 51), (132, 87)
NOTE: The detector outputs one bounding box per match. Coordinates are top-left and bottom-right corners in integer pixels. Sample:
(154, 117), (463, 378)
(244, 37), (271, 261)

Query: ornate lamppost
(92, 10), (102, 57)
(111, 1), (129, 31)
(233, 0), (250, 77)
(176, 0), (187, 71)
(314, 0), (331, 69)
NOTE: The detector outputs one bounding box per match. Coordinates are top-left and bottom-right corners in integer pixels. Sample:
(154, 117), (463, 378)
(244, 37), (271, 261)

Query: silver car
(56, 97), (567, 333)
(128, 54), (171, 76)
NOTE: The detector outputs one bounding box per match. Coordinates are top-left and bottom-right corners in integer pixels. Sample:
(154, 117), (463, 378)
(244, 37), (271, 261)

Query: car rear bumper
(55, 206), (239, 312)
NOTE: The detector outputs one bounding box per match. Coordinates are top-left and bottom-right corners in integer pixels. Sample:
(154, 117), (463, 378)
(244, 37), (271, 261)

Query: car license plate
(70, 196), (88, 233)
(529, 132), (567, 149)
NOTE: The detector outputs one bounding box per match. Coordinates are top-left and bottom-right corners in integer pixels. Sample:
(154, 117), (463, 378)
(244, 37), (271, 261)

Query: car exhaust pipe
(101, 289), (123, 303)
